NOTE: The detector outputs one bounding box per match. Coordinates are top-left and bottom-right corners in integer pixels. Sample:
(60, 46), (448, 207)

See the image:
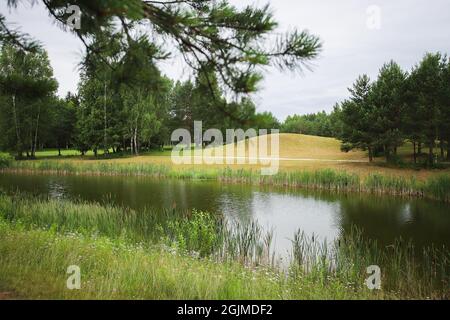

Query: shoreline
(2, 161), (450, 202)
(0, 194), (447, 300)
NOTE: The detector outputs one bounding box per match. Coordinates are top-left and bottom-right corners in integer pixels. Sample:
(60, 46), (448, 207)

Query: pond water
(1, 172), (449, 257)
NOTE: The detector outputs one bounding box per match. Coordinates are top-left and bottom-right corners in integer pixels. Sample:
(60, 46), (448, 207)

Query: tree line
(0, 0), (321, 158)
(0, 43), (280, 158)
(340, 53), (450, 164)
(282, 53), (450, 165)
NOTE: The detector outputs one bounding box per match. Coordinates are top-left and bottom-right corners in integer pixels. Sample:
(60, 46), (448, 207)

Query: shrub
(0, 153), (12, 168)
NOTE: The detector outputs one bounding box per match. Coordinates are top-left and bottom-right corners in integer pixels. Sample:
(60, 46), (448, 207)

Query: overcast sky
(1, 0), (450, 120)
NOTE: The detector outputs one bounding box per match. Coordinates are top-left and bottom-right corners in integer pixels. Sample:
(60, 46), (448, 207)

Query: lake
(1, 172), (449, 258)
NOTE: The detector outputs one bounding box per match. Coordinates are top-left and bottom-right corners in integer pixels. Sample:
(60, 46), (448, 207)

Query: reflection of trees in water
(337, 194), (450, 248)
(3, 173), (449, 250)
(216, 185), (255, 225)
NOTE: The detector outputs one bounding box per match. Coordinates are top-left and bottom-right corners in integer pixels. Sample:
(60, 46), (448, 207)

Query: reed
(290, 228), (449, 298)
(0, 193), (271, 264)
(0, 220), (380, 300)
(6, 160), (450, 202)
(0, 193), (447, 299)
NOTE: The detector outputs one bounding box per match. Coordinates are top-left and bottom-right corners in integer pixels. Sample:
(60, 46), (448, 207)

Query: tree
(439, 56), (450, 161)
(407, 53), (444, 164)
(50, 94), (77, 156)
(168, 80), (196, 136)
(371, 61), (407, 161)
(0, 44), (57, 158)
(328, 104), (344, 138)
(253, 111), (280, 131)
(282, 112), (329, 137)
(77, 73), (111, 156)
(1, 0), (321, 110)
(404, 66), (426, 163)
(339, 75), (378, 161)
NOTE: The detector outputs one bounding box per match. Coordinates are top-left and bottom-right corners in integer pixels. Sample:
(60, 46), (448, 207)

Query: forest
(0, 42), (283, 158)
(282, 54), (450, 165)
(1, 42), (448, 167)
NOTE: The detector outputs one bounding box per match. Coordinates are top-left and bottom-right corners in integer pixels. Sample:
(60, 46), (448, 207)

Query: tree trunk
(440, 140), (444, 159)
(413, 141), (417, 164)
(58, 147), (61, 157)
(104, 82), (108, 154)
(130, 134), (133, 155)
(429, 142), (434, 165)
(368, 147), (373, 162)
(133, 128), (138, 155)
(385, 145), (390, 162)
(32, 104), (41, 158)
(447, 143), (450, 161)
(11, 94), (23, 158)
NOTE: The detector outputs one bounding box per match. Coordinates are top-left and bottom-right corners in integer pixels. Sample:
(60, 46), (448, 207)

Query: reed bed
(5, 160), (450, 202)
(0, 193), (448, 299)
(290, 228), (449, 298)
(0, 193), (269, 264)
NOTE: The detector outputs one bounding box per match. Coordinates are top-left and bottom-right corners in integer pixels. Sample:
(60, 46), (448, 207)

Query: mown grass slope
(3, 134), (449, 179)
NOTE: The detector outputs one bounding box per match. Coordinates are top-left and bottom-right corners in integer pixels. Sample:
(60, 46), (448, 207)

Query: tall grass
(6, 160), (450, 202)
(0, 220), (380, 300)
(290, 228), (449, 298)
(0, 193), (270, 264)
(0, 193), (448, 299)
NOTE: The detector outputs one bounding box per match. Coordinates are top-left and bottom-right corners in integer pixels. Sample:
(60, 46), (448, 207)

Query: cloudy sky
(1, 0), (450, 120)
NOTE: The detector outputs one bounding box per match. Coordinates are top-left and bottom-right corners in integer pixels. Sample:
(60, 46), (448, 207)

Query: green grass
(35, 148), (173, 158)
(0, 221), (381, 300)
(0, 148), (173, 159)
(0, 194), (448, 299)
(0, 193), (275, 264)
(5, 160), (450, 202)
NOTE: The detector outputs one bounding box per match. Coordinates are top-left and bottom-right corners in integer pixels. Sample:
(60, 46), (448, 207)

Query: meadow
(2, 134), (450, 202)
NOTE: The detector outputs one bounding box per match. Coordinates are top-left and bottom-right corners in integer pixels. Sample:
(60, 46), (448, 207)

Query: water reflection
(1, 172), (449, 255)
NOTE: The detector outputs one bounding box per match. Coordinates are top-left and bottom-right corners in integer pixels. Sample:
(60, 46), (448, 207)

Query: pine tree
(371, 61), (407, 161)
(340, 75), (377, 161)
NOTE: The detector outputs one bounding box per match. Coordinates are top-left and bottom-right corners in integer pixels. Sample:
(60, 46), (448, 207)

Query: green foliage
(371, 61), (407, 160)
(340, 75), (377, 161)
(0, 153), (12, 168)
(2, 0), (321, 94)
(0, 44), (58, 158)
(0, 195), (447, 299)
(165, 210), (220, 257)
(339, 53), (450, 165)
(281, 109), (341, 137)
(290, 227), (449, 297)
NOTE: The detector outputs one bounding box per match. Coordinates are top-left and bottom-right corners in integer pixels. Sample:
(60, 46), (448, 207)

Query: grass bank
(5, 160), (450, 202)
(0, 221), (377, 300)
(0, 194), (448, 299)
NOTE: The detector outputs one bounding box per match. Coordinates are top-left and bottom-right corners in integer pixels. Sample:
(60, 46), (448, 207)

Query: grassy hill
(3, 133), (449, 180)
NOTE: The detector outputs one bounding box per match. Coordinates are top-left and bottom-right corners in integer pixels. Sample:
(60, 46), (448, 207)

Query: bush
(0, 153), (12, 168)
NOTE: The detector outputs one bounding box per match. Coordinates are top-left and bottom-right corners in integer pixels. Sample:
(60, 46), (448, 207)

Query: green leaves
(0, 44), (58, 157)
(272, 30), (322, 72)
(3, 0), (321, 95)
(0, 14), (40, 52)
